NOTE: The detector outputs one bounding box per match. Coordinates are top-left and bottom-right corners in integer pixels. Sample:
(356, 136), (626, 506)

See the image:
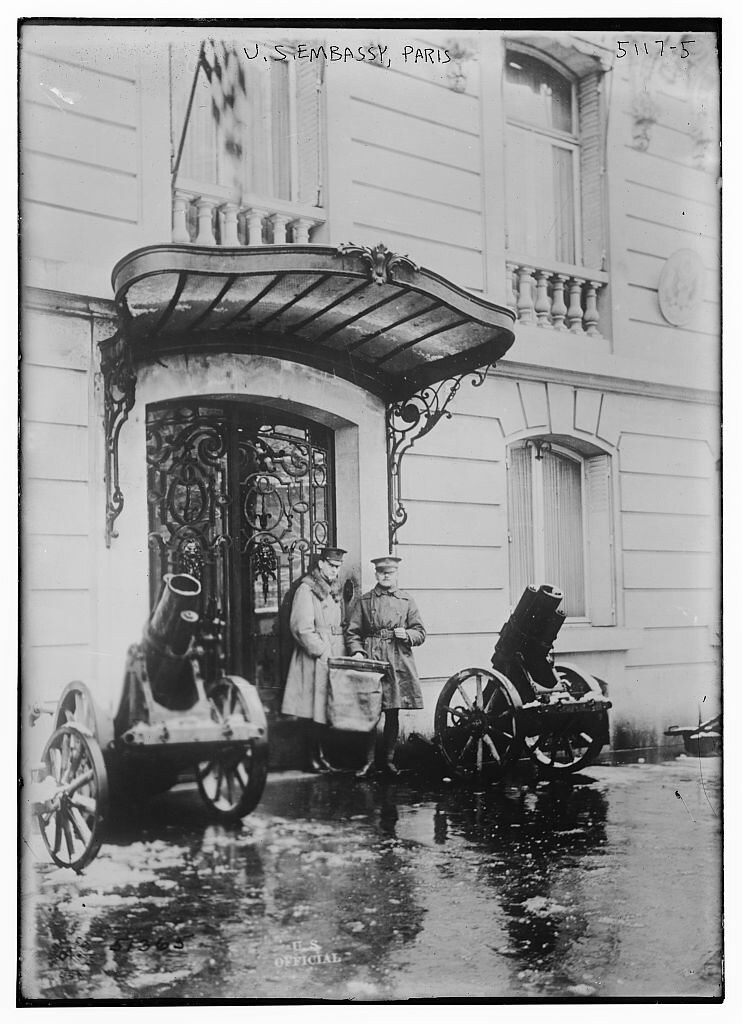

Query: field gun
(435, 584), (611, 782)
(29, 572), (268, 872)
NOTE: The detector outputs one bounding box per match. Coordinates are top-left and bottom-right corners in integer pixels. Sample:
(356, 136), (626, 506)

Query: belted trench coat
(281, 570), (346, 724)
(345, 585), (426, 710)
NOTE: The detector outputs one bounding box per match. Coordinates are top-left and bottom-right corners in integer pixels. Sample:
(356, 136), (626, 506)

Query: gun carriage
(435, 584), (611, 781)
(29, 573), (268, 871)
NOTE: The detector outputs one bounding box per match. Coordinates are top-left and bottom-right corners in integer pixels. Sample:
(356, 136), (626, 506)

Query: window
(170, 42), (322, 206)
(504, 50), (581, 266)
(507, 439), (615, 623)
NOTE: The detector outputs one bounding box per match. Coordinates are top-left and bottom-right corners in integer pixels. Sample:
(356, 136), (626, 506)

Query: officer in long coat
(346, 555), (426, 777)
(281, 547), (347, 771)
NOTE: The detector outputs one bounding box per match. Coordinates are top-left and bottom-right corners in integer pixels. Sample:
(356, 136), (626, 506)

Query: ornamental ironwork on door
(146, 401), (334, 712)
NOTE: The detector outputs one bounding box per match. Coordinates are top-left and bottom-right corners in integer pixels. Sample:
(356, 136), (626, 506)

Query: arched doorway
(146, 399), (335, 716)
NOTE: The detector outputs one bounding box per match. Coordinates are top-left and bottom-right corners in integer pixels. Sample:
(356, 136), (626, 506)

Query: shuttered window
(508, 444), (535, 592)
(508, 441), (615, 623)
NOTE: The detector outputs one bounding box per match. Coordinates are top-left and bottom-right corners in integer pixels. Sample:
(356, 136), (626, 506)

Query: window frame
(507, 438), (590, 622)
(262, 44), (300, 204)
(170, 41), (304, 205)
(503, 44), (584, 269)
(504, 45), (580, 139)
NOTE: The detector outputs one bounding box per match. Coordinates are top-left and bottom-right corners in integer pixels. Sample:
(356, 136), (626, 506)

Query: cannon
(28, 573), (268, 871)
(434, 584), (611, 782)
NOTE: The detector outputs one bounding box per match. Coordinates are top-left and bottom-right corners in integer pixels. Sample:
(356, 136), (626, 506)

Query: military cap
(319, 546), (347, 563)
(371, 555), (402, 570)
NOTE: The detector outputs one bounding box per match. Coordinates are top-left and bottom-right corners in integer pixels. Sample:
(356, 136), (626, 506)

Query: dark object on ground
(665, 714), (722, 756)
(434, 584), (611, 784)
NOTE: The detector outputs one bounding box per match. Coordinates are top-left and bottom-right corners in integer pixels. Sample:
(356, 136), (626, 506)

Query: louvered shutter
(507, 446), (535, 604)
(585, 453), (615, 624)
(542, 450), (585, 617)
(295, 59), (323, 207)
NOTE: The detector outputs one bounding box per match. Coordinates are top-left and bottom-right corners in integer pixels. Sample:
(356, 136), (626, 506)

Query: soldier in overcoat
(281, 547), (347, 771)
(346, 555), (426, 777)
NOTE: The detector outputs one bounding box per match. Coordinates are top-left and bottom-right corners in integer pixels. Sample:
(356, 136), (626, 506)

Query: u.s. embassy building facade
(21, 25), (720, 767)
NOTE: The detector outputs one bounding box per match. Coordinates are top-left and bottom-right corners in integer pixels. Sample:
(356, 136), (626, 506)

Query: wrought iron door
(147, 401), (335, 711)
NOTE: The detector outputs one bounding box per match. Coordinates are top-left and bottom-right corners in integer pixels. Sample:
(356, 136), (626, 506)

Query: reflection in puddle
(25, 762), (720, 1000)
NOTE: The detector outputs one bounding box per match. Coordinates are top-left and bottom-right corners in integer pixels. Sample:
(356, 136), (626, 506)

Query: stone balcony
(172, 179), (326, 248)
(506, 255), (609, 338)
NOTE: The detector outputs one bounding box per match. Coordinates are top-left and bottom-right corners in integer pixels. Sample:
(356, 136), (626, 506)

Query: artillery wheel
(197, 678), (268, 821)
(52, 680), (115, 752)
(54, 683), (97, 734)
(36, 724), (109, 871)
(524, 666), (606, 775)
(435, 668), (522, 782)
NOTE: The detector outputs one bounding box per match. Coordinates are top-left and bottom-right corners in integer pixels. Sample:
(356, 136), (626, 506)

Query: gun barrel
(148, 573), (201, 643)
(541, 608), (567, 649)
(171, 609), (200, 656)
(511, 584), (540, 621)
(492, 584), (567, 690)
(144, 574), (202, 708)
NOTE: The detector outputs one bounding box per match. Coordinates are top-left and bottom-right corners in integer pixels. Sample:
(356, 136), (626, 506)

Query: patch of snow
(346, 849), (376, 862)
(66, 894), (142, 911)
(522, 896), (568, 916)
(569, 983), (596, 996)
(65, 893), (174, 913)
(347, 980), (379, 996)
(126, 969), (192, 990)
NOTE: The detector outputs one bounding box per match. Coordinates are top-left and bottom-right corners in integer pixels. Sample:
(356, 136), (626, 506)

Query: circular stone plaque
(657, 248), (705, 326)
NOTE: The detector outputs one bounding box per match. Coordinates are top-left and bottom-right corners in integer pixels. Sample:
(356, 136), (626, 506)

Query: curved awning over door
(112, 242), (516, 401)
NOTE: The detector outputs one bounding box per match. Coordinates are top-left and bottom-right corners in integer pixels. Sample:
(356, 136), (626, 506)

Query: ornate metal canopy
(103, 242), (516, 547)
(110, 242), (515, 401)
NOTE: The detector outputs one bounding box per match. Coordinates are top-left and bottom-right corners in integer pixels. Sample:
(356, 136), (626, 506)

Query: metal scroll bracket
(100, 334), (137, 547)
(386, 366), (491, 551)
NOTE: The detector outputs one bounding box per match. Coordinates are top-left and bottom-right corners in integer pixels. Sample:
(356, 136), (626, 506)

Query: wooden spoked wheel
(37, 723), (109, 871)
(435, 668), (522, 782)
(53, 682), (97, 736)
(197, 679), (268, 821)
(524, 666), (606, 775)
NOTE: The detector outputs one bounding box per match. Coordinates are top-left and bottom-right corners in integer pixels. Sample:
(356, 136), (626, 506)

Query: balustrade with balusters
(172, 187), (326, 247)
(171, 191), (610, 339)
(506, 259), (609, 337)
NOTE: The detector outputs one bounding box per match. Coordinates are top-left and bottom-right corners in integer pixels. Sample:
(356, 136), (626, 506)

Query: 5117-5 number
(617, 40), (694, 58)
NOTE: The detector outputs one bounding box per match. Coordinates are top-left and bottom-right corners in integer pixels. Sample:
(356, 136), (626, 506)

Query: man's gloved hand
(393, 628), (408, 641)
(352, 652), (365, 660)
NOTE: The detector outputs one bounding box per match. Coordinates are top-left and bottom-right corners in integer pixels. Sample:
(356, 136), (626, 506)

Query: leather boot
(383, 710), (400, 775)
(308, 751), (333, 773)
(306, 724), (333, 773)
(355, 730), (377, 779)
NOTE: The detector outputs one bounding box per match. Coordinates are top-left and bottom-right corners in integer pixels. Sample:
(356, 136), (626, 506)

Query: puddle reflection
(27, 766), (717, 999)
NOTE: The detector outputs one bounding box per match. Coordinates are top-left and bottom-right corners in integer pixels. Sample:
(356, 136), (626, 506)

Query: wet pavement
(20, 757), (722, 1002)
